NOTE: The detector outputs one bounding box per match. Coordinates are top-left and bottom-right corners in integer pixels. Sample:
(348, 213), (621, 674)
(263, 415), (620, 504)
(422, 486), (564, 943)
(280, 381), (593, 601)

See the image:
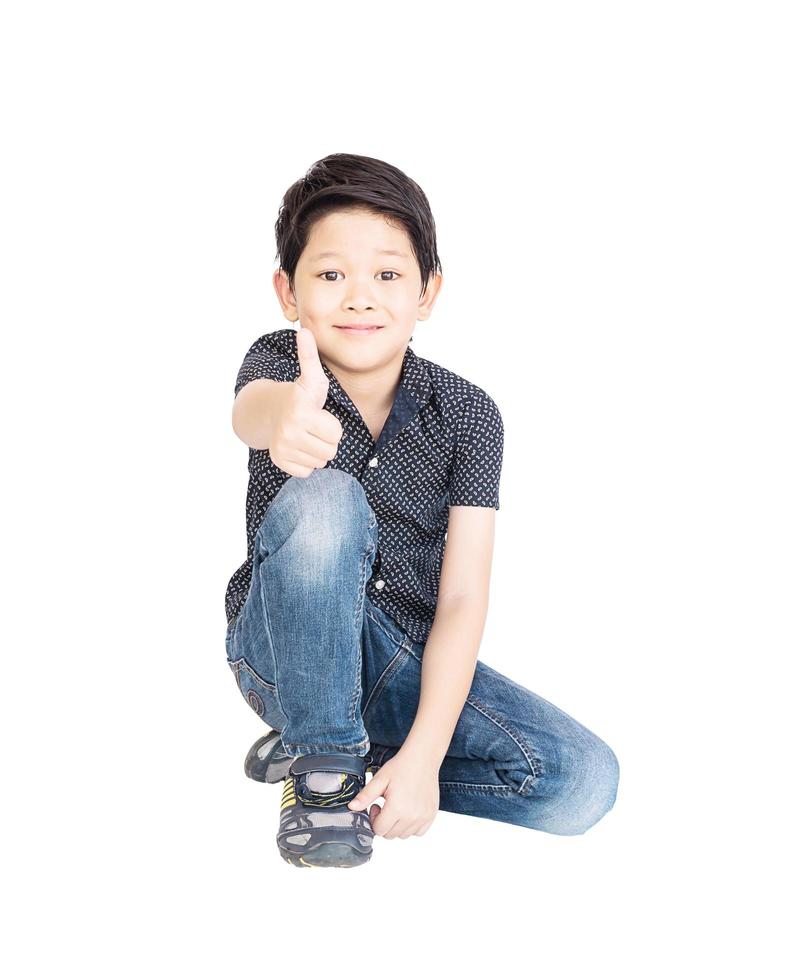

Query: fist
(268, 326), (344, 478)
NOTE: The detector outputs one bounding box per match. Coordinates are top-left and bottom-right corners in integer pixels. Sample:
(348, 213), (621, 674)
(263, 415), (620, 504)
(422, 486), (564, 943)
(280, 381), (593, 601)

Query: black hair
(274, 153), (442, 299)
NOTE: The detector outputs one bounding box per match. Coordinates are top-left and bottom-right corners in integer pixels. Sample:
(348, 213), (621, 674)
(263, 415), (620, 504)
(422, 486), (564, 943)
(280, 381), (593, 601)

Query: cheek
(299, 298), (337, 326)
(326, 296), (356, 319)
(388, 289), (421, 317)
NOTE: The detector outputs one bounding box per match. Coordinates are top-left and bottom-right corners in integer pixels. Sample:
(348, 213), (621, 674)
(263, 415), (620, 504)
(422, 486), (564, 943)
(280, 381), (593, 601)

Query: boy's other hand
(268, 326), (344, 478)
(347, 747), (440, 839)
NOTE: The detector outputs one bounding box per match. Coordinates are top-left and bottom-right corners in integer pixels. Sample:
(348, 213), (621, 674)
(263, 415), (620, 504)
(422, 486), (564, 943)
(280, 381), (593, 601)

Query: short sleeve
(447, 391), (504, 510)
(234, 332), (296, 397)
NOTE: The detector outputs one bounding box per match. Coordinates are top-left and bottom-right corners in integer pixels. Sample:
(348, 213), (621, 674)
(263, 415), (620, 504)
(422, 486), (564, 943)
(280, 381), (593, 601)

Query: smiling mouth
(334, 325), (384, 332)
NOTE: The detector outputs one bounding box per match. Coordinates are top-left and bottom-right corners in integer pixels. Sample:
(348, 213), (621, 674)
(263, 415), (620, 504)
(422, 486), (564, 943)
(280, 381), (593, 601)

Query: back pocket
(228, 656), (279, 721)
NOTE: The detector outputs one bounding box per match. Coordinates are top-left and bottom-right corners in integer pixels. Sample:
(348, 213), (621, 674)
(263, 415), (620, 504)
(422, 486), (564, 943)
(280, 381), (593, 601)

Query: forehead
(304, 209), (413, 262)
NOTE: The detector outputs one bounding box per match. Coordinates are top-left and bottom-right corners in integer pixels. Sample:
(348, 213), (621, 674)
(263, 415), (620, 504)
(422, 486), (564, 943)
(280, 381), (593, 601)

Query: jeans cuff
(280, 737), (371, 758)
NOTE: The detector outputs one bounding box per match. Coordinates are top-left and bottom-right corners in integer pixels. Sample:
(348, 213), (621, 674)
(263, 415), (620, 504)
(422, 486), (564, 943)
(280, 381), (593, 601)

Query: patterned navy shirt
(225, 327), (504, 645)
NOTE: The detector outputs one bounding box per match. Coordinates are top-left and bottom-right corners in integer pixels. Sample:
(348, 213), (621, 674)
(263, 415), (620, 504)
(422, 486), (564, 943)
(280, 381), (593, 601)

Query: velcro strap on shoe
(290, 752), (367, 778)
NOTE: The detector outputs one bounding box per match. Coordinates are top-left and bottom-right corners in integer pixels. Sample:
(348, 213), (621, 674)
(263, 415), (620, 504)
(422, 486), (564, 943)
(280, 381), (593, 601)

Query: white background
(2, 1), (787, 976)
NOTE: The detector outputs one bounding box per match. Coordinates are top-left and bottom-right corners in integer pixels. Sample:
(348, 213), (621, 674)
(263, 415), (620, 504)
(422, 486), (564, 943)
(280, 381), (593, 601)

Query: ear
(272, 268), (297, 321)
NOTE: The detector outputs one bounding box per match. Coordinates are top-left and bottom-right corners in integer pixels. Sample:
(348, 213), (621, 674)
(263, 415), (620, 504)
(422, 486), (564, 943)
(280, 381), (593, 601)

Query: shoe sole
(279, 841), (373, 868)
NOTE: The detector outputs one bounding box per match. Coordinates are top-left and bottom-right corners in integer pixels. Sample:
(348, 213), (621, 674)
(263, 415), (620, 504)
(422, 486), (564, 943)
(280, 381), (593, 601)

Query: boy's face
(273, 208), (441, 375)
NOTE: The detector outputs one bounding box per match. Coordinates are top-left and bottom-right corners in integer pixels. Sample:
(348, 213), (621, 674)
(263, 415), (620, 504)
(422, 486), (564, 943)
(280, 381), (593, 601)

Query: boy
(225, 153), (619, 868)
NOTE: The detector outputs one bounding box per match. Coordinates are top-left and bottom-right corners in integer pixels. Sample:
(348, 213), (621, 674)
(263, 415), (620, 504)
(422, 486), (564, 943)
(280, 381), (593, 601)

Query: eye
(317, 271), (401, 282)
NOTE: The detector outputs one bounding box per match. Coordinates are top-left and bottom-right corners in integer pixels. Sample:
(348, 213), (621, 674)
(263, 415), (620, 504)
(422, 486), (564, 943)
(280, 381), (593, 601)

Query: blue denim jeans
(225, 468), (619, 835)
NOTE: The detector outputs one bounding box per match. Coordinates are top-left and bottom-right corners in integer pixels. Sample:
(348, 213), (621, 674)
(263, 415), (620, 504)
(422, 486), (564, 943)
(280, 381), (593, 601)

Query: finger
(370, 806), (395, 837)
(269, 452), (322, 478)
(312, 408), (344, 445)
(273, 432), (340, 473)
(296, 431), (340, 462)
(349, 774), (385, 810)
(374, 810), (402, 839)
(382, 818), (405, 840)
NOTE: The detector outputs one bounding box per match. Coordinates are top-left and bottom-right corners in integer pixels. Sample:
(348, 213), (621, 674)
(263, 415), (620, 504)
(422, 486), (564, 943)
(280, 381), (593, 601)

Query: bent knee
(267, 468), (374, 536)
(290, 468), (366, 508)
(543, 739), (620, 836)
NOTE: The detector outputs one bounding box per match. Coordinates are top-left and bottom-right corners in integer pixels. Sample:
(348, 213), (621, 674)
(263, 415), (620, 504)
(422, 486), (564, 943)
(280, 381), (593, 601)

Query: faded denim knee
(260, 467), (378, 560)
(541, 738), (620, 836)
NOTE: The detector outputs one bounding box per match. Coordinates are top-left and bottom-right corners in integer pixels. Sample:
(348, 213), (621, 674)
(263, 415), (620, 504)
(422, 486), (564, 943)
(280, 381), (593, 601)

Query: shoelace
(288, 771), (363, 808)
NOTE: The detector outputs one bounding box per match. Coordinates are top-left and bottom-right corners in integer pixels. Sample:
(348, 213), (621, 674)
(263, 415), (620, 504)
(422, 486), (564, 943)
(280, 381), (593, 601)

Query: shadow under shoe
(277, 752), (375, 868)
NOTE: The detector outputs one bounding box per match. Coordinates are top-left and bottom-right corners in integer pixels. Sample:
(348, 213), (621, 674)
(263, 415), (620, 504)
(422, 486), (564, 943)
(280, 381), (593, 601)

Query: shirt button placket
(367, 456), (384, 589)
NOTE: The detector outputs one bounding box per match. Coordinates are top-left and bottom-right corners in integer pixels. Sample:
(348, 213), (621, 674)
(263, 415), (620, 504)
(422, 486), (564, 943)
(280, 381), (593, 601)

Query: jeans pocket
(361, 642), (411, 719)
(227, 656), (278, 722)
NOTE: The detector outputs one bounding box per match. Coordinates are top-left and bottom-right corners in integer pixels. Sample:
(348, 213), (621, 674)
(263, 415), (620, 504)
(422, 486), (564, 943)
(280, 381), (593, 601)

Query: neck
(323, 351), (405, 416)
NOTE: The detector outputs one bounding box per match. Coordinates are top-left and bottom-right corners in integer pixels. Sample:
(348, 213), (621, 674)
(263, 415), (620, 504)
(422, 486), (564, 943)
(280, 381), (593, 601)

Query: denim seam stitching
(366, 603), (416, 657)
(349, 536), (376, 728)
(227, 656), (277, 694)
(360, 643), (409, 718)
(438, 780), (513, 796)
(256, 556), (291, 728)
(465, 693), (544, 793)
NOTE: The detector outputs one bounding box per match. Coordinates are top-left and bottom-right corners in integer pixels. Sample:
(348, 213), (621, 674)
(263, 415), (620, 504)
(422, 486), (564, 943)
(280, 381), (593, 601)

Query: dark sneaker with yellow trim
(277, 752), (374, 868)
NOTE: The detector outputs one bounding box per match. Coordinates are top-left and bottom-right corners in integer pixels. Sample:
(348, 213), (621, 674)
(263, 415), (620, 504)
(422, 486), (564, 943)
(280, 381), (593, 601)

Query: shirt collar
(277, 328), (433, 415)
(322, 342), (433, 417)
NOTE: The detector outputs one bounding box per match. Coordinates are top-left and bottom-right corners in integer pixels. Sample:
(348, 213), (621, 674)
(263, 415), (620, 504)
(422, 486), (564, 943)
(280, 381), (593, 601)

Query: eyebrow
(309, 249), (409, 261)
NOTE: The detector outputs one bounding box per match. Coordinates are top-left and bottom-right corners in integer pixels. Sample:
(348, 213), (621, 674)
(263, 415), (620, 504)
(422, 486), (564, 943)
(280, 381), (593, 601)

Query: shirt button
(375, 579), (385, 590)
(368, 456), (378, 467)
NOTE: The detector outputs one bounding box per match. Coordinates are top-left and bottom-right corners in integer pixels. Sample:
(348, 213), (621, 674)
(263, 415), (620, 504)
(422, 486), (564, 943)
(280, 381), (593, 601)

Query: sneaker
(244, 729), (294, 784)
(277, 752), (375, 868)
(245, 729), (378, 784)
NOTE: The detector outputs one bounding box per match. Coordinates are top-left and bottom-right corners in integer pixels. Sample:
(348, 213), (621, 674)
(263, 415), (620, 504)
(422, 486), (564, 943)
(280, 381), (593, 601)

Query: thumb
(294, 325), (329, 406)
(348, 771), (383, 810)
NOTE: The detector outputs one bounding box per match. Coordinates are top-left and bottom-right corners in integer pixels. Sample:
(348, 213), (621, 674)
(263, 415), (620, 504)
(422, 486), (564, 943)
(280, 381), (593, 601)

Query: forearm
(232, 379), (292, 450)
(400, 594), (489, 769)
